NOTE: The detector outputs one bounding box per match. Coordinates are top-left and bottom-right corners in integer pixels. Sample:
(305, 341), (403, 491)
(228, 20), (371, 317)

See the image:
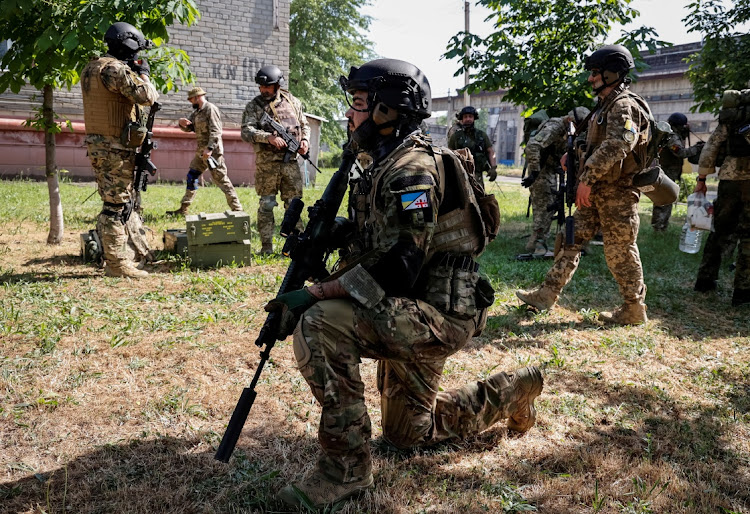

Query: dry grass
(1, 179), (748, 514)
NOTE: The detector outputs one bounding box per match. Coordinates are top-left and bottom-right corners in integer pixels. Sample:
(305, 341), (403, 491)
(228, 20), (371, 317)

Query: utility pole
(463, 1), (471, 108)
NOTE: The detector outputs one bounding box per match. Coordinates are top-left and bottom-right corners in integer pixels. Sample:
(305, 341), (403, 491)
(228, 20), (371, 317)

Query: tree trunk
(44, 84), (64, 245)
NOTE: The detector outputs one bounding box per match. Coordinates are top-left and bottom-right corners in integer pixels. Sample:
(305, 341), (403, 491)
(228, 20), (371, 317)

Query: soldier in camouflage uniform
(650, 112), (702, 231)
(264, 59), (543, 510)
(241, 65), (310, 254)
(522, 107), (590, 255)
(81, 22), (158, 278)
(448, 106), (497, 183)
(516, 45), (650, 325)
(693, 119), (750, 305)
(166, 87), (242, 215)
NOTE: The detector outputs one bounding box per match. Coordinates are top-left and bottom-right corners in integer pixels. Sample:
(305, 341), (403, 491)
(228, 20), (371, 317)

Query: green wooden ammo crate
(187, 240), (253, 267)
(186, 211), (251, 246)
(163, 229), (189, 257)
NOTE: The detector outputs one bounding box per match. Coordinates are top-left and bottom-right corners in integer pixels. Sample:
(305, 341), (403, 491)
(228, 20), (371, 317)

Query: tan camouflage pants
(87, 141), (150, 265)
(181, 153), (242, 211)
(292, 298), (507, 484)
(544, 183), (646, 304)
(255, 160), (303, 245)
(529, 167), (558, 238)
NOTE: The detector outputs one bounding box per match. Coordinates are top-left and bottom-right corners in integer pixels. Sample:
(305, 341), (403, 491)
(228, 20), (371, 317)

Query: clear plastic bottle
(679, 221), (703, 254)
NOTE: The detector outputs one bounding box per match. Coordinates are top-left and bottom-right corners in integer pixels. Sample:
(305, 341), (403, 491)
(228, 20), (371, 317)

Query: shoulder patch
(400, 191), (431, 211)
(390, 174), (435, 191)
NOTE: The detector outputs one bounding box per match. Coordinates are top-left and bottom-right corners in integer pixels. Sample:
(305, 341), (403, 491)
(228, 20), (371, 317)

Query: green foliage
(289, 0), (375, 148)
(444, 0), (668, 116)
(0, 0), (200, 96)
(318, 150), (343, 169)
(683, 0), (750, 114)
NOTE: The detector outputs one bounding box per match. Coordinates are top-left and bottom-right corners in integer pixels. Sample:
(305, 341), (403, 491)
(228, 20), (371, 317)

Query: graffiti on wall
(211, 56), (278, 101)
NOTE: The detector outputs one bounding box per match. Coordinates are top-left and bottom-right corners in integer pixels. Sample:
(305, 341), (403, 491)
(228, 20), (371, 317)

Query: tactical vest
(585, 88), (649, 183)
(452, 127), (490, 172)
(266, 90), (301, 142)
(81, 57), (137, 137)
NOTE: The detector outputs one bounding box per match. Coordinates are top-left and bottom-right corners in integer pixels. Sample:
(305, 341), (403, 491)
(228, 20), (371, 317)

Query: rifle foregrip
(214, 387), (257, 462)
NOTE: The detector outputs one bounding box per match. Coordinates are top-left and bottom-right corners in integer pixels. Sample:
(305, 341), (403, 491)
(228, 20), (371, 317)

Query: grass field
(0, 174), (748, 513)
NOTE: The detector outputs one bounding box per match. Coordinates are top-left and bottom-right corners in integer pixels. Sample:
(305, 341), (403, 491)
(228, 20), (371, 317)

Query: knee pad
(186, 169), (202, 190)
(259, 195), (278, 213)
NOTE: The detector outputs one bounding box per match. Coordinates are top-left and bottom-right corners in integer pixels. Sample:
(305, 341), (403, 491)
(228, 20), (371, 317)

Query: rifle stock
(214, 147), (357, 463)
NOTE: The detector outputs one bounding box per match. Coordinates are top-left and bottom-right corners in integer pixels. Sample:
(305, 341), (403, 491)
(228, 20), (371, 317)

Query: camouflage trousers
(529, 168), (558, 238)
(87, 141), (150, 265)
(543, 183), (646, 304)
(293, 298), (511, 484)
(697, 180), (750, 291)
(180, 154), (243, 211)
(255, 160), (303, 245)
(650, 166), (681, 231)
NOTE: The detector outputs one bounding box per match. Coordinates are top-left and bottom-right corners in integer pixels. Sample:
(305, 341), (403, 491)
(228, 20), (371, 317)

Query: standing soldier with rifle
(220, 58), (542, 509)
(81, 22), (158, 278)
(448, 105), (497, 183)
(241, 65), (310, 254)
(521, 107), (590, 257)
(516, 45), (651, 325)
(166, 87), (243, 216)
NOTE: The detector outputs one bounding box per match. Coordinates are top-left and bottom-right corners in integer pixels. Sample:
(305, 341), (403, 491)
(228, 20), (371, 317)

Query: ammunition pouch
(121, 121), (147, 148)
(422, 252), (488, 319)
(631, 164), (679, 206)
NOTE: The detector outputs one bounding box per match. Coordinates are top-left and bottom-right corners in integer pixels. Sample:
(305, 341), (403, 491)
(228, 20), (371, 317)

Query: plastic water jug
(679, 221), (703, 254)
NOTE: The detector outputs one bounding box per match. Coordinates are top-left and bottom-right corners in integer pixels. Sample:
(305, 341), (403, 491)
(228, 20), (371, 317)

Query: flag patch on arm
(400, 191), (430, 210)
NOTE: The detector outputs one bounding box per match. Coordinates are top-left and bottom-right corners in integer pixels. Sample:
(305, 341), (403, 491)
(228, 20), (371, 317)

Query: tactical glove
(264, 287), (318, 338)
(130, 57), (150, 77)
(487, 167), (498, 182)
(521, 174), (536, 188)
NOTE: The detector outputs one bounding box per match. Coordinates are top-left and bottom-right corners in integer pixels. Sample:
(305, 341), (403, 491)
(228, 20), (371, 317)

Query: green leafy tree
(683, 0), (750, 113)
(444, 0), (667, 117)
(0, 0), (197, 244)
(289, 0), (375, 148)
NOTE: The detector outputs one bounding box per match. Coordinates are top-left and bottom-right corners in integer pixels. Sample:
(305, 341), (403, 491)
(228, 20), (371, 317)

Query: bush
(318, 150), (342, 169)
(679, 173), (697, 202)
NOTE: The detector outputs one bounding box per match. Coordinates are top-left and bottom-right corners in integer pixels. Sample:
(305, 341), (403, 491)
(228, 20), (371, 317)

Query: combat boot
(497, 366), (544, 433)
(105, 261), (148, 278)
(524, 233), (537, 252)
(278, 469), (374, 509)
(516, 285), (559, 310)
(600, 302), (648, 325)
(166, 203), (190, 216)
(532, 238), (548, 257)
(259, 242), (274, 255)
(731, 288), (750, 307)
(694, 277), (717, 292)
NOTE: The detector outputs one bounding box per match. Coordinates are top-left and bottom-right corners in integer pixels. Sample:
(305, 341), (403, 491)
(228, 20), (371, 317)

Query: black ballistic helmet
(255, 65), (284, 86)
(584, 44), (635, 74)
(667, 112), (688, 127)
(104, 22), (152, 58)
(340, 58), (431, 119)
(457, 105), (479, 120)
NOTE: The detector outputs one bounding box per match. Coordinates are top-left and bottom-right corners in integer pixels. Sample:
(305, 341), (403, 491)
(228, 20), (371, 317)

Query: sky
(361, 0), (708, 100)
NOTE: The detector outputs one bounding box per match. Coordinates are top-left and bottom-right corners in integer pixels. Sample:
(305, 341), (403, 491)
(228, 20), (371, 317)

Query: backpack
(431, 145), (500, 254)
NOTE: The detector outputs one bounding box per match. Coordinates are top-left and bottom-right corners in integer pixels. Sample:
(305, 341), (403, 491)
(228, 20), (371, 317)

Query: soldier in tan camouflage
(516, 45), (650, 325)
(693, 118), (750, 306)
(241, 65), (310, 254)
(650, 112), (702, 231)
(522, 107), (590, 255)
(81, 22), (158, 278)
(264, 59), (543, 510)
(166, 87), (242, 216)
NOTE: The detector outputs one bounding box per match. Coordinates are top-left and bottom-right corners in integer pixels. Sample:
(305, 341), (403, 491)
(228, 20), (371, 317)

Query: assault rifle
(133, 102), (161, 213)
(260, 111), (321, 173)
(215, 146), (357, 463)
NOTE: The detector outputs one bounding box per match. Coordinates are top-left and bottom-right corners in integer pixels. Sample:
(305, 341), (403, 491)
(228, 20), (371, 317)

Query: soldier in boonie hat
(187, 86), (206, 99)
